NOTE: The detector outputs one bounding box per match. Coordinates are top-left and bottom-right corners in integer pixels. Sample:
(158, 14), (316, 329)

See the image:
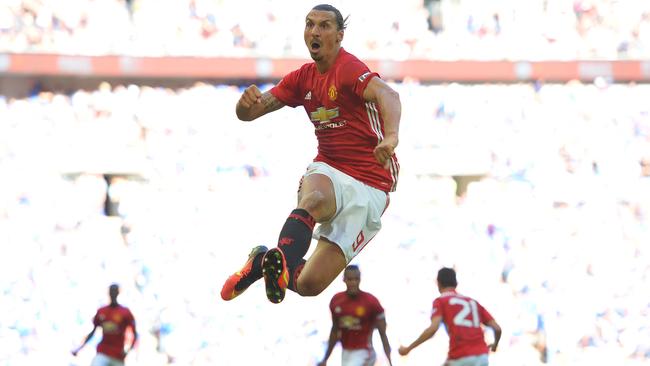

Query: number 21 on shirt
(449, 297), (480, 328)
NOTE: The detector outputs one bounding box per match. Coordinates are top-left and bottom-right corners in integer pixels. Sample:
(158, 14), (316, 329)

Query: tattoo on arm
(261, 92), (284, 113)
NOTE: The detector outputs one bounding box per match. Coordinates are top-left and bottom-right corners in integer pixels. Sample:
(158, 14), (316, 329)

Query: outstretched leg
(264, 237), (345, 300)
(263, 173), (336, 303)
(296, 238), (347, 296)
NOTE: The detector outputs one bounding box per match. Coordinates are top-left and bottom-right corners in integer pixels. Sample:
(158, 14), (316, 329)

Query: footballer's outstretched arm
(72, 325), (98, 356)
(398, 315), (442, 356)
(236, 85), (285, 121)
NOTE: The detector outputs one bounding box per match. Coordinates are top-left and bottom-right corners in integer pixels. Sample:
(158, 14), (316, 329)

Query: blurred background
(1, 0), (649, 365)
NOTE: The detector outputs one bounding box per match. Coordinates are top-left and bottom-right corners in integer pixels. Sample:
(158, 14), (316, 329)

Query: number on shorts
(352, 231), (365, 251)
(449, 297), (480, 327)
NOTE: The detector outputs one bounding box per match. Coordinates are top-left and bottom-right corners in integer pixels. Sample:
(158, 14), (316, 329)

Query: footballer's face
(109, 284), (119, 300)
(343, 269), (361, 296)
(304, 10), (343, 62)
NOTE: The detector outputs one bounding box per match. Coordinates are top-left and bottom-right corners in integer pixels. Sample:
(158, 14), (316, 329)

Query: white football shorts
(303, 162), (389, 263)
(342, 348), (377, 366)
(91, 353), (124, 366)
(444, 354), (489, 366)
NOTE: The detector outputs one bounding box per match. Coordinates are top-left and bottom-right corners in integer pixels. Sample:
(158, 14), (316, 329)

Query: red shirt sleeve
(340, 60), (379, 100)
(431, 298), (443, 319)
(93, 309), (101, 326)
(371, 295), (385, 318)
(127, 308), (136, 328)
(478, 302), (494, 324)
(270, 69), (303, 107)
(329, 296), (338, 320)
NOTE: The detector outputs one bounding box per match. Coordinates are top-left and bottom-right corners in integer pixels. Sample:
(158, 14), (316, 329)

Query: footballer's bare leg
(262, 173), (336, 303)
(297, 174), (337, 221)
(296, 238), (347, 296)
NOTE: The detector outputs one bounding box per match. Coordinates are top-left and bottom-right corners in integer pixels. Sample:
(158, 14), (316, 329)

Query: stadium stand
(1, 1), (649, 365)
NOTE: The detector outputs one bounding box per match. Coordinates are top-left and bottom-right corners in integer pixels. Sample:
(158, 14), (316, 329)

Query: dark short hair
(437, 267), (457, 288)
(345, 264), (360, 272)
(312, 4), (349, 31)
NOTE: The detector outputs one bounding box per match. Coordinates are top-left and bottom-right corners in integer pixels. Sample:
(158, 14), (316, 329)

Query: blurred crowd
(0, 79), (649, 365)
(1, 0), (650, 60)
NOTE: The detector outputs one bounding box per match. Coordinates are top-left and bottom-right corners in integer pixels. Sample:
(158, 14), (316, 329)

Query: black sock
(277, 208), (315, 291)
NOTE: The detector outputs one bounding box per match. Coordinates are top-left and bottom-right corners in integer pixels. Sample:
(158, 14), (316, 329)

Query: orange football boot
(262, 248), (289, 304)
(220, 245), (268, 301)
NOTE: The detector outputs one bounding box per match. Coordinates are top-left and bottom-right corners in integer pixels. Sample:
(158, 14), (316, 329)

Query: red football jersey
(270, 47), (399, 192)
(329, 291), (385, 350)
(432, 290), (494, 360)
(93, 305), (135, 360)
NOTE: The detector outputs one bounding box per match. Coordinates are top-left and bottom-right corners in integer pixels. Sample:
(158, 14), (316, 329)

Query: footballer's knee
(298, 190), (335, 222)
(296, 276), (327, 297)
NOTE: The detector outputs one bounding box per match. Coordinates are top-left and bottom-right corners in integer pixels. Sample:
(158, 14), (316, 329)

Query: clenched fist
(238, 84), (263, 109)
(374, 134), (398, 170)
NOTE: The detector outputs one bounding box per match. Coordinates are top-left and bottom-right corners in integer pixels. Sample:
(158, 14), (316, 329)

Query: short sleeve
(478, 302), (494, 324)
(431, 298), (442, 319)
(92, 310), (101, 326)
(127, 309), (136, 327)
(329, 296), (338, 319)
(340, 60), (379, 100)
(270, 69), (303, 108)
(371, 296), (385, 319)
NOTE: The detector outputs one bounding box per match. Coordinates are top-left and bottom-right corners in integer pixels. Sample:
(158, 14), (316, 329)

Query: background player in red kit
(318, 265), (393, 366)
(398, 268), (502, 366)
(72, 284), (138, 366)
(221, 3), (401, 304)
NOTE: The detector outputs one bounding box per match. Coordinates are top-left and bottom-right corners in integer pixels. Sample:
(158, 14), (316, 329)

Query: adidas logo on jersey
(304, 91), (312, 100)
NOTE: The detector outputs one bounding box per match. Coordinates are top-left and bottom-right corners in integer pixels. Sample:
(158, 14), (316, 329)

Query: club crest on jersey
(328, 85), (337, 101)
(355, 306), (366, 317)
